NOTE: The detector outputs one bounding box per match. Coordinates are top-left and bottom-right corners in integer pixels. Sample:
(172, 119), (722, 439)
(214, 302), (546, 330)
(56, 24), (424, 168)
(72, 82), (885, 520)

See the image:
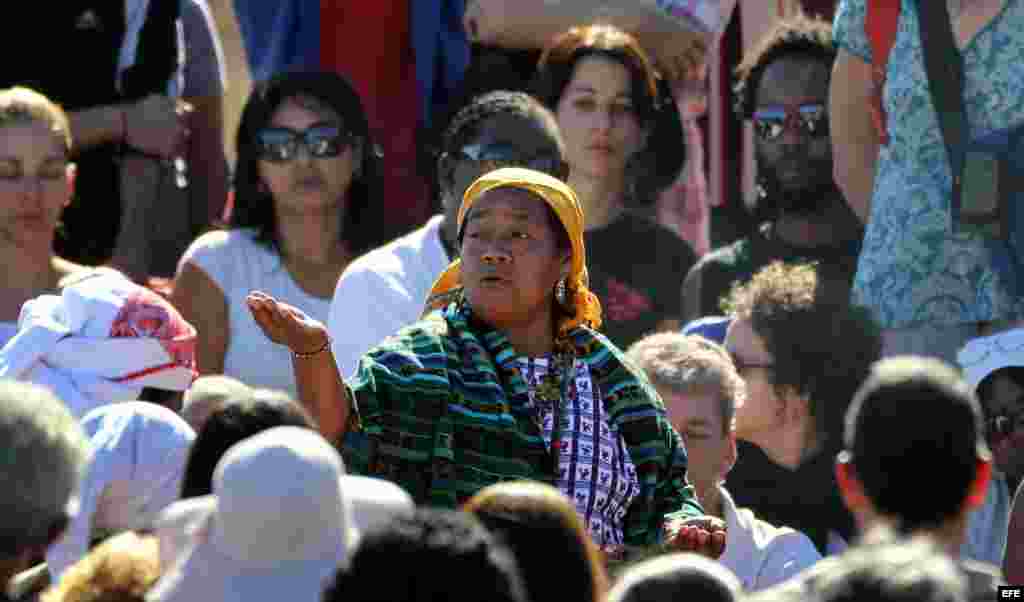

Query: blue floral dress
(833, 0), (1024, 328)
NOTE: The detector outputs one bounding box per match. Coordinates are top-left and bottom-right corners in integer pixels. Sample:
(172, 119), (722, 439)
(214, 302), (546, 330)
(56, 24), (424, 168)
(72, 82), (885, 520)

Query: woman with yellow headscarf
(247, 168), (726, 560)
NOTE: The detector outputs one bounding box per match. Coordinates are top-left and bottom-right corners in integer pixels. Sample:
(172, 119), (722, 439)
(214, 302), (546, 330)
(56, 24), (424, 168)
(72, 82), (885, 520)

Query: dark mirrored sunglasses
(751, 103), (829, 142)
(449, 143), (569, 181)
(256, 124), (354, 163)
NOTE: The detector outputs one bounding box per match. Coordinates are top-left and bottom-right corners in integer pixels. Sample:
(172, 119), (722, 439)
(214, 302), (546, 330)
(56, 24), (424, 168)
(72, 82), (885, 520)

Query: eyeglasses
(445, 143), (570, 181)
(751, 103), (829, 142)
(732, 357), (775, 374)
(988, 411), (1024, 439)
(256, 123), (355, 163)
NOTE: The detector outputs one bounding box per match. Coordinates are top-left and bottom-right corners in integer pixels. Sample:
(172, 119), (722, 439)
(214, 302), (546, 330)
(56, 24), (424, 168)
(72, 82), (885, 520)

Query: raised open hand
(246, 291), (328, 354)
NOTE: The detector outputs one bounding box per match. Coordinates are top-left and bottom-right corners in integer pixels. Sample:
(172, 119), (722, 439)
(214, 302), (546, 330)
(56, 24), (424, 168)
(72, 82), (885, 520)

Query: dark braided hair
(436, 90), (562, 195)
(733, 12), (836, 120)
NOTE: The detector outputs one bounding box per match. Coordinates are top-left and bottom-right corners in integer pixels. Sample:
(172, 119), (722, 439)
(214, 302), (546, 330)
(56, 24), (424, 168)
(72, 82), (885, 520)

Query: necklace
(528, 352), (572, 434)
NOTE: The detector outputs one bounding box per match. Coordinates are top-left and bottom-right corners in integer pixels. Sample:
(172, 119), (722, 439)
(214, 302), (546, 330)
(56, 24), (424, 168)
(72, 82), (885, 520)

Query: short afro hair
(733, 13), (837, 120)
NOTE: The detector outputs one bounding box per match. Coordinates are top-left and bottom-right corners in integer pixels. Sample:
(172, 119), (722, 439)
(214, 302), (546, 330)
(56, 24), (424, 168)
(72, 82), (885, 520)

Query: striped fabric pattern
(341, 301), (704, 546)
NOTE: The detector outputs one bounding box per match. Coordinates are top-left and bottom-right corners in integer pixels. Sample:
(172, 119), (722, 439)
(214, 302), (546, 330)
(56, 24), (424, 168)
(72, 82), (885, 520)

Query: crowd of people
(0, 1), (1022, 602)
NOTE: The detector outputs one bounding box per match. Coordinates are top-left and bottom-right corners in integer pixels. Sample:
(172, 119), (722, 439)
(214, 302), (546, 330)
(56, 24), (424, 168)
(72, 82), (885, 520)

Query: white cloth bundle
(0, 272), (197, 418)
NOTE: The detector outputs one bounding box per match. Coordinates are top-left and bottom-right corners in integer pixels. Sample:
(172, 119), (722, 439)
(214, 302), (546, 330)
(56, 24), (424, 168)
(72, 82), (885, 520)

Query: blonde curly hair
(40, 533), (160, 602)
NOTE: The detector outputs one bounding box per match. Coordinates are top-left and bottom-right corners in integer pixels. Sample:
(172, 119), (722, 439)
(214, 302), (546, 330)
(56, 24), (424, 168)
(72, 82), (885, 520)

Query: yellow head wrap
(424, 167), (603, 337)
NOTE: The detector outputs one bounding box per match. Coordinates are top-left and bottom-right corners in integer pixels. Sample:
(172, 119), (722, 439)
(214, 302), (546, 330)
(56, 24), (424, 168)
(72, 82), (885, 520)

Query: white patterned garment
(515, 356), (642, 550)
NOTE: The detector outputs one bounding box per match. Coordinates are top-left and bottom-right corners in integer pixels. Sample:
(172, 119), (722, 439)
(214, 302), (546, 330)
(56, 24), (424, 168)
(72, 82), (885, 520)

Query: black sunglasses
(256, 123), (355, 163)
(751, 103), (829, 142)
(445, 143), (570, 181)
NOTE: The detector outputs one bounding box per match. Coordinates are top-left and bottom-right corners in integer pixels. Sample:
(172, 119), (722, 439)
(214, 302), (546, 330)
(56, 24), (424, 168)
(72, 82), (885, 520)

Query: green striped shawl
(340, 302), (703, 546)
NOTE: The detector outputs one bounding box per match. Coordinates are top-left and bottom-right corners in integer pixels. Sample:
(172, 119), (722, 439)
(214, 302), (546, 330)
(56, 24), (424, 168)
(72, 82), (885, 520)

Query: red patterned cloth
(0, 272), (197, 417)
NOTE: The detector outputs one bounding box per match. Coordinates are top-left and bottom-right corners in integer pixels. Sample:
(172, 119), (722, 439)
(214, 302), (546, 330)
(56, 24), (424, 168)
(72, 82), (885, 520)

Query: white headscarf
(46, 402), (196, 581)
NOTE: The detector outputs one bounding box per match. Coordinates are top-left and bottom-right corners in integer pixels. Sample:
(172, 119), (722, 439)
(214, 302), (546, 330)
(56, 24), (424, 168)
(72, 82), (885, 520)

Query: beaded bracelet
(292, 337), (331, 360)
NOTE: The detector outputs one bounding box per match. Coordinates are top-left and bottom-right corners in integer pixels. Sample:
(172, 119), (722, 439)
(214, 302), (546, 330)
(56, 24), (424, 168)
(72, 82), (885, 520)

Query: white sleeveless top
(180, 229), (331, 396)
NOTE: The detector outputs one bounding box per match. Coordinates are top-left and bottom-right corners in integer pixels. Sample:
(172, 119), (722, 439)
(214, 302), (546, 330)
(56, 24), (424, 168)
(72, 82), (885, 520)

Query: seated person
(752, 357), (1005, 602)
(463, 481), (609, 601)
(682, 15), (861, 323)
(172, 71), (395, 395)
(956, 329), (1024, 565)
(323, 508), (529, 602)
(45, 403), (195, 581)
(248, 168), (726, 560)
(627, 332), (821, 590)
(810, 538), (968, 602)
(532, 24), (699, 347)
(146, 427), (358, 602)
(328, 90), (567, 379)
(0, 382), (88, 601)
(722, 261), (882, 555)
(39, 533), (160, 602)
(0, 87), (103, 348)
(179, 389), (316, 499)
(607, 553), (743, 602)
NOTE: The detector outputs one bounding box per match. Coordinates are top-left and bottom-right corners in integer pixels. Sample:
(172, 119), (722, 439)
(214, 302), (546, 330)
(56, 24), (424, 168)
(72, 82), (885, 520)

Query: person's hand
(665, 515), (727, 559)
(246, 291), (329, 354)
(122, 94), (192, 158)
(648, 29), (710, 85)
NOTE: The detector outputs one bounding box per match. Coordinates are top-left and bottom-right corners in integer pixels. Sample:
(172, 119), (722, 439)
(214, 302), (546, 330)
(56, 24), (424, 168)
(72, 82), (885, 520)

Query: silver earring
(555, 278), (568, 306)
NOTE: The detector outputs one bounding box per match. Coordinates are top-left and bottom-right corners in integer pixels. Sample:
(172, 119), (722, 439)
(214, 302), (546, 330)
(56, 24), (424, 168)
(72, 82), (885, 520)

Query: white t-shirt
(0, 322), (17, 349)
(718, 486), (822, 591)
(328, 215), (450, 379)
(180, 229), (331, 395)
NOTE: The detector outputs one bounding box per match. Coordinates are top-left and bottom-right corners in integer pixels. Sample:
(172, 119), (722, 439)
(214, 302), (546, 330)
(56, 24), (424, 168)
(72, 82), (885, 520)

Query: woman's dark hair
(179, 391), (316, 499)
(732, 13), (836, 120)
(463, 482), (609, 602)
(231, 70), (396, 257)
(325, 509), (528, 602)
(530, 24), (685, 205)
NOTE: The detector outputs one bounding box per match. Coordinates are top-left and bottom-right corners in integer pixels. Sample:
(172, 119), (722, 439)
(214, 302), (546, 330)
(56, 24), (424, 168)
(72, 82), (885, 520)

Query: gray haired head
(0, 380), (89, 558)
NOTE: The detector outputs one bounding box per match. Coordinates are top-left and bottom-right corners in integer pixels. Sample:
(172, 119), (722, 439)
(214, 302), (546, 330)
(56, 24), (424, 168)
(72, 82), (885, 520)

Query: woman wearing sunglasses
(531, 25), (698, 349)
(171, 71), (394, 396)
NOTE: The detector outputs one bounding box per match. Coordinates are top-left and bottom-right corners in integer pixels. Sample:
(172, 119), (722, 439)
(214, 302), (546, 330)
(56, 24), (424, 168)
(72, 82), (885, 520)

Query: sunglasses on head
(751, 103), (829, 142)
(256, 123), (355, 163)
(446, 143), (570, 181)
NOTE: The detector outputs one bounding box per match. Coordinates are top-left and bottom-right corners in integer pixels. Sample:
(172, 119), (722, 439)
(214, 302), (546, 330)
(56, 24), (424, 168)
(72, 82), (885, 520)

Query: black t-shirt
(0, 4), (179, 266)
(584, 212), (697, 349)
(727, 440), (857, 556)
(687, 222), (862, 316)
